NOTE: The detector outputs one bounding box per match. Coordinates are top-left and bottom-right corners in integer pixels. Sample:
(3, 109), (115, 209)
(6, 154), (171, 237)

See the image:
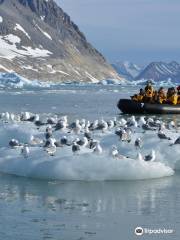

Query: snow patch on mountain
(0, 34), (52, 59)
(14, 24), (31, 39)
(112, 61), (143, 80)
(136, 61), (180, 82)
(33, 20), (52, 40)
(0, 64), (13, 73)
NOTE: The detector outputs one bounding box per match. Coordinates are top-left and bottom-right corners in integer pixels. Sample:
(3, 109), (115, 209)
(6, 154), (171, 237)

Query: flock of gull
(1, 111), (180, 161)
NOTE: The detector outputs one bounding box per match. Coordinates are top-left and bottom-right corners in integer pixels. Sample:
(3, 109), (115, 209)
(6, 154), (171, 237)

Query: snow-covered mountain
(0, 0), (121, 82)
(112, 61), (142, 80)
(136, 61), (180, 82)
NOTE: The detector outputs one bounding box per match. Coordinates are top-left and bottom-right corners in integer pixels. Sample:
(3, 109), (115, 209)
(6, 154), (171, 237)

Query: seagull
(110, 145), (126, 159)
(76, 137), (89, 147)
(137, 152), (144, 161)
(127, 116), (138, 127)
(125, 128), (132, 141)
(93, 141), (103, 154)
(90, 119), (99, 130)
(46, 125), (52, 132)
(147, 118), (158, 127)
(84, 130), (92, 140)
(120, 129), (128, 141)
(60, 115), (68, 125)
(85, 121), (90, 132)
(113, 117), (117, 126)
(107, 120), (114, 129)
(115, 128), (123, 137)
(168, 121), (176, 131)
(157, 130), (171, 140)
(159, 122), (166, 131)
(144, 150), (156, 162)
(89, 139), (98, 149)
(33, 114), (44, 127)
(22, 112), (31, 121)
(111, 145), (119, 158)
(72, 142), (80, 154)
(21, 144), (30, 158)
(80, 119), (86, 129)
(4, 112), (10, 122)
(60, 136), (68, 146)
(142, 123), (155, 131)
(138, 116), (146, 127)
(72, 119), (82, 134)
(45, 138), (57, 156)
(10, 113), (15, 122)
(45, 131), (53, 140)
(9, 139), (20, 148)
(47, 117), (57, 125)
(120, 129), (131, 142)
(54, 120), (64, 131)
(135, 138), (142, 149)
(97, 119), (108, 133)
(119, 118), (127, 127)
(174, 137), (180, 145)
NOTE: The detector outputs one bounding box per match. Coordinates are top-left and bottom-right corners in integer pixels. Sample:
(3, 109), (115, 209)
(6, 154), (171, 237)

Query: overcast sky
(56, 0), (180, 64)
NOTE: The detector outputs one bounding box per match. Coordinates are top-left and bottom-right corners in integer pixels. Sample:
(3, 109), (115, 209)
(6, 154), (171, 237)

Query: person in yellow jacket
(152, 90), (159, 103)
(158, 87), (166, 104)
(167, 88), (178, 105)
(137, 88), (144, 102)
(168, 94), (178, 105)
(131, 89), (144, 102)
(177, 86), (180, 104)
(144, 81), (154, 102)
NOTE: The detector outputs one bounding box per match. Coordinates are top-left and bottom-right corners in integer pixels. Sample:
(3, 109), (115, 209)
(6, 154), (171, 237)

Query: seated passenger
(131, 94), (138, 101)
(158, 87), (166, 104)
(136, 88), (145, 102)
(144, 81), (154, 102)
(177, 86), (180, 104)
(167, 88), (178, 105)
(152, 90), (159, 103)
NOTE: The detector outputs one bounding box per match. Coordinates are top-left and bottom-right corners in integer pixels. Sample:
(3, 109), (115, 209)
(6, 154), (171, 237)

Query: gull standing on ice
(93, 141), (103, 154)
(21, 144), (30, 158)
(144, 150), (156, 162)
(135, 138), (142, 149)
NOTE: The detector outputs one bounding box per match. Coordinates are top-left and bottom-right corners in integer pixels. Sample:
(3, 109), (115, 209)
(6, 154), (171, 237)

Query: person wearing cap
(144, 81), (154, 102)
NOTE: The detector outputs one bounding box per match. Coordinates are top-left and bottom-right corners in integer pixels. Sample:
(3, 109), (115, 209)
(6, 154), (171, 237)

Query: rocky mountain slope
(112, 61), (142, 80)
(136, 61), (180, 82)
(0, 0), (121, 82)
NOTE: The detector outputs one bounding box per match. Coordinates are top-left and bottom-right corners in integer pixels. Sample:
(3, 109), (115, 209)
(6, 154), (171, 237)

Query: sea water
(0, 84), (179, 240)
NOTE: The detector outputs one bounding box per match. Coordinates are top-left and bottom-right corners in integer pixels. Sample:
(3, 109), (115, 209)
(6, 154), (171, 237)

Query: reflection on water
(0, 173), (180, 239)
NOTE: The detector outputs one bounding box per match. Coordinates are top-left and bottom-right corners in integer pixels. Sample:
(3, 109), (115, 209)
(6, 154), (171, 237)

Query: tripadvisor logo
(135, 227), (144, 236)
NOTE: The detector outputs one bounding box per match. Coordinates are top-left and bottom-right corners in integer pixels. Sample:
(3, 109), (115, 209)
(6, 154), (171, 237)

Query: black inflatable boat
(117, 99), (180, 114)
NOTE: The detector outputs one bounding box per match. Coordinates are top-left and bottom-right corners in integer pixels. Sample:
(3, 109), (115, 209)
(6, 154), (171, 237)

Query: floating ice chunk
(0, 16), (3, 23)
